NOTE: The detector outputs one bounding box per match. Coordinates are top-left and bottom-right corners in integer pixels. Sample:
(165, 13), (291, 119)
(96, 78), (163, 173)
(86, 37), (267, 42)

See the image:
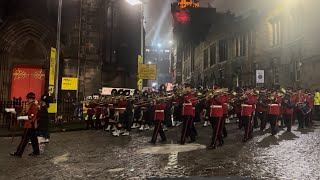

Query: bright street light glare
(157, 43), (162, 47)
(148, 61), (152, 64)
(126, 0), (142, 6)
(169, 40), (173, 44)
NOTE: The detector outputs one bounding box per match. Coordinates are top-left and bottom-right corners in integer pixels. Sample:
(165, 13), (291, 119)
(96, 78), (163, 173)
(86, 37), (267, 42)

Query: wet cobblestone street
(1, 122), (320, 180)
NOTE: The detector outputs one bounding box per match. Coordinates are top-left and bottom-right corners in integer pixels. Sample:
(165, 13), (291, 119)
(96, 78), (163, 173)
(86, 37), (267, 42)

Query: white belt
(269, 104), (279, 106)
(211, 105), (222, 108)
(241, 104), (252, 107)
(115, 108), (126, 110)
(183, 103), (192, 106)
(155, 110), (164, 112)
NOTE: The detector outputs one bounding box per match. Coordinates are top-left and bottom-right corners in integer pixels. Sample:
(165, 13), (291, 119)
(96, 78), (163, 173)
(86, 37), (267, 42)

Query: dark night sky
(144, 0), (257, 46)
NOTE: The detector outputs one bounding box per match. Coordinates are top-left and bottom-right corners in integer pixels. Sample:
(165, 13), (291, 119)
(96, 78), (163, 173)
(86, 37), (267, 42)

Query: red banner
(11, 66), (45, 101)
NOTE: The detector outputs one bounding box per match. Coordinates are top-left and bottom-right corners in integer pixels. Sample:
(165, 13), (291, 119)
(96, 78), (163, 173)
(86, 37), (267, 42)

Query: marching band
(83, 84), (315, 149)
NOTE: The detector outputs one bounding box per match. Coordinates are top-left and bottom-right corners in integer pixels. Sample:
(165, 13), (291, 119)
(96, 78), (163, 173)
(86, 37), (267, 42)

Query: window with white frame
(235, 35), (247, 57)
(273, 64), (280, 84)
(271, 19), (281, 46)
(295, 60), (301, 81)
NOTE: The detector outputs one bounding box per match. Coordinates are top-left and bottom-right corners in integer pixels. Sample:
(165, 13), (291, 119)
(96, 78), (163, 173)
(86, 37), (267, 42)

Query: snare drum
(268, 104), (280, 115)
(298, 103), (311, 115)
(241, 104), (253, 117)
(210, 105), (223, 117)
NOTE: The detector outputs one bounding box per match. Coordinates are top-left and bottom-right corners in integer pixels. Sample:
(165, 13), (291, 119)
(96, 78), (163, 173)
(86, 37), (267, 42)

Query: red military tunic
(268, 95), (282, 115)
(208, 95), (224, 118)
(182, 93), (197, 117)
(282, 95), (296, 115)
(154, 101), (167, 121)
(24, 102), (39, 129)
(116, 100), (128, 114)
(86, 103), (96, 116)
(241, 93), (256, 117)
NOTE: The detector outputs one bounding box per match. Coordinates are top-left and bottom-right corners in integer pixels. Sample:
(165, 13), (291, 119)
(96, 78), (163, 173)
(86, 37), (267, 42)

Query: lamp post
(126, 0), (144, 90)
(54, 0), (62, 119)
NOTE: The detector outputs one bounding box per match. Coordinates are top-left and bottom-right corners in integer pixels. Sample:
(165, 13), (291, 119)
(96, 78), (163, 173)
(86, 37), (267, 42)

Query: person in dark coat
(37, 94), (50, 143)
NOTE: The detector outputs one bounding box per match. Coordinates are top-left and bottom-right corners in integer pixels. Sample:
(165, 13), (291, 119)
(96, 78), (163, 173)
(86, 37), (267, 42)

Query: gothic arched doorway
(0, 18), (54, 100)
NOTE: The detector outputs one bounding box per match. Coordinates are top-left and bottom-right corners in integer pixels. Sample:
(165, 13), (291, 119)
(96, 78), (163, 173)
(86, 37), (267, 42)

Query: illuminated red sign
(174, 9), (190, 24)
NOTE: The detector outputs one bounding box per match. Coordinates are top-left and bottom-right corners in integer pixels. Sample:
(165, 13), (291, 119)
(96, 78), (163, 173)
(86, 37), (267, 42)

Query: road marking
(107, 168), (125, 172)
(164, 151), (178, 170)
(137, 143), (206, 155)
(51, 152), (70, 165)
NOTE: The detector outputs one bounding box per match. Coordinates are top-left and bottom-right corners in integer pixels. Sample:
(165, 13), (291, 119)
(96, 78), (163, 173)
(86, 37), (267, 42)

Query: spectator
(37, 94), (50, 143)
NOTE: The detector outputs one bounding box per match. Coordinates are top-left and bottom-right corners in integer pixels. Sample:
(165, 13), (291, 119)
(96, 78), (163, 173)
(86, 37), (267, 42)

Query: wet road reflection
(1, 122), (320, 179)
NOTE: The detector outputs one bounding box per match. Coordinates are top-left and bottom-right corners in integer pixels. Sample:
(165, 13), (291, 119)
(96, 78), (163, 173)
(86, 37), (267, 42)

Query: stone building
(145, 46), (171, 88)
(171, 1), (220, 85)
(0, 0), (141, 101)
(177, 0), (320, 90)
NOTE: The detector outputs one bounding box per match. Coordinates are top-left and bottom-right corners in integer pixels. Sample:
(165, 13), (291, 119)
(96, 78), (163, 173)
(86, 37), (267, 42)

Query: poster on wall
(256, 70), (265, 84)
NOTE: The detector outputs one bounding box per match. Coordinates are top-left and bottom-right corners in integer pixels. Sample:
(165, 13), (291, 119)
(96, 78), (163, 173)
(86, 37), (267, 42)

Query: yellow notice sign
(48, 103), (57, 113)
(138, 64), (157, 80)
(61, 77), (78, 90)
(49, 48), (56, 86)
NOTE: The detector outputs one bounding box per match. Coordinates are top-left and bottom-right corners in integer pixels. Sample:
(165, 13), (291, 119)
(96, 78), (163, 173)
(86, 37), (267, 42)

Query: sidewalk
(0, 121), (87, 137)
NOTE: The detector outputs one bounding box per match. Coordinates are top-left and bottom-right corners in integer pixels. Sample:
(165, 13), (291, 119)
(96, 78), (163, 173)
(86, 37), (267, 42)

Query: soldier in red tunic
(180, 84), (198, 145)
(150, 96), (167, 144)
(282, 89), (296, 132)
(95, 102), (103, 130)
(305, 89), (314, 127)
(11, 92), (40, 157)
(207, 92), (224, 149)
(267, 90), (282, 135)
(172, 86), (184, 127)
(113, 96), (129, 136)
(295, 88), (307, 129)
(85, 97), (96, 129)
(241, 89), (257, 142)
(221, 92), (229, 138)
(256, 88), (269, 131)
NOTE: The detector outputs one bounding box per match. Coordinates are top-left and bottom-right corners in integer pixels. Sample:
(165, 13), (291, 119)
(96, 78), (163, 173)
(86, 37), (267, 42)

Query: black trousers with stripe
(180, 116), (196, 145)
(151, 120), (166, 143)
(15, 128), (39, 156)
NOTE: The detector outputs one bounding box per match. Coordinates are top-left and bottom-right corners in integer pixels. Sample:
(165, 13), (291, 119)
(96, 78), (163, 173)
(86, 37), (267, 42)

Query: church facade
(0, 0), (141, 101)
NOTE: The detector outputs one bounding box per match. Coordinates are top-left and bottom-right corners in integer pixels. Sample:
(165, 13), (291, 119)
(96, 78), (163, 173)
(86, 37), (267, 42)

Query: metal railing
(0, 98), (83, 130)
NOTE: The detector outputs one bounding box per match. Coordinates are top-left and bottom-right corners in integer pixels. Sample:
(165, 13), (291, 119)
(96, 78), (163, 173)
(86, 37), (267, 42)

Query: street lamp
(126, 0), (142, 5)
(54, 0), (62, 119)
(126, 0), (144, 90)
